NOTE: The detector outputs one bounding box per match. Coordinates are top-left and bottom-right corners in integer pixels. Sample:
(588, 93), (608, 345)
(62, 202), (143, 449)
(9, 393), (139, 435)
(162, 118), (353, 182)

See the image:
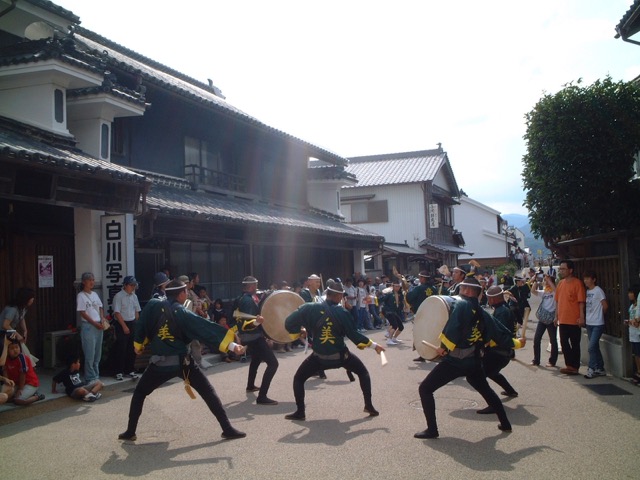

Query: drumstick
(520, 313), (529, 341)
(421, 340), (440, 351)
(380, 350), (388, 366)
(232, 309), (257, 320)
(303, 337), (309, 354)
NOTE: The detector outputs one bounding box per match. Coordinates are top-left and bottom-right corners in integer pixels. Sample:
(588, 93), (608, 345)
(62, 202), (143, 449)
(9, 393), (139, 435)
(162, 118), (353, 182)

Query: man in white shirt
(112, 276), (142, 381)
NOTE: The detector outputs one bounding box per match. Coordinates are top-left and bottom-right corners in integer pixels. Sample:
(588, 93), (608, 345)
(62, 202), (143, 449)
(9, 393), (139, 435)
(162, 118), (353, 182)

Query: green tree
(522, 76), (640, 251)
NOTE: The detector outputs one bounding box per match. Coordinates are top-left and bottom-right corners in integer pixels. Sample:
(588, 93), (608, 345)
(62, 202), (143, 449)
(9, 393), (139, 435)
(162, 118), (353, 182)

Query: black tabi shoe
(476, 406), (496, 415)
(413, 357), (426, 362)
(256, 397), (278, 405)
(221, 428), (247, 440)
(414, 429), (439, 439)
(498, 424), (513, 432)
(246, 386), (260, 392)
(364, 405), (379, 417)
(285, 411), (306, 421)
(118, 431), (137, 441)
(500, 391), (518, 397)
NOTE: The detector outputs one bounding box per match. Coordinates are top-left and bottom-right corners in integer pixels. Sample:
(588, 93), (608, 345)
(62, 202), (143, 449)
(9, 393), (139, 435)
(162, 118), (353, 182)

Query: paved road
(1, 310), (638, 479)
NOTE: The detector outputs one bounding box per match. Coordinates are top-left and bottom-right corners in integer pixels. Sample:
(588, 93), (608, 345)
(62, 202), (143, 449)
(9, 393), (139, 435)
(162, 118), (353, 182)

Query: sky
(53, 0), (640, 216)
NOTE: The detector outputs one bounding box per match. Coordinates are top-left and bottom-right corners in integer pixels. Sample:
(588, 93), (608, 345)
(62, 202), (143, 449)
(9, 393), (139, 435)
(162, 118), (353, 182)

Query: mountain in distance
(501, 213), (551, 260)
(502, 213), (528, 230)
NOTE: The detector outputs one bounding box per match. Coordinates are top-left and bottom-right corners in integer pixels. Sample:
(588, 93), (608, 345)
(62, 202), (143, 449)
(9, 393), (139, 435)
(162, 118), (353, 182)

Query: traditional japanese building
(342, 147), (470, 277)
(0, 0), (382, 360)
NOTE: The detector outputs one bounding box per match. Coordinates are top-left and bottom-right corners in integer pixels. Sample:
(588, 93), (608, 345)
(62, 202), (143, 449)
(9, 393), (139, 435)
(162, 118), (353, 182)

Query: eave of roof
(72, 27), (349, 167)
(308, 165), (357, 183)
(616, 0), (640, 39)
(66, 84), (147, 108)
(144, 181), (383, 242)
(383, 243), (426, 255)
(0, 116), (147, 185)
(420, 240), (473, 256)
(0, 36), (103, 77)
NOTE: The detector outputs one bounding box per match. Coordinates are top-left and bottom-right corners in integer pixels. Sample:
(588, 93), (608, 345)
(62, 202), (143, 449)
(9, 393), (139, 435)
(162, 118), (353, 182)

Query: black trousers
(114, 321), (136, 375)
(386, 312), (404, 332)
(418, 359), (511, 433)
(292, 351), (373, 412)
(126, 358), (232, 434)
(245, 336), (279, 398)
(559, 324), (581, 369)
(482, 351), (517, 395)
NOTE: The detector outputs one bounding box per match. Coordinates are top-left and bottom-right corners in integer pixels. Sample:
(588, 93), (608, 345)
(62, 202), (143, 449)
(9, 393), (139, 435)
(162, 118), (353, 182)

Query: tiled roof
(308, 165), (357, 183)
(0, 116), (147, 185)
(145, 181), (383, 241)
(345, 149), (453, 188)
(0, 36), (103, 76)
(420, 240), (473, 255)
(72, 27), (349, 167)
(616, 0), (640, 39)
(383, 243), (426, 255)
(0, 37), (147, 108)
(66, 68), (147, 107)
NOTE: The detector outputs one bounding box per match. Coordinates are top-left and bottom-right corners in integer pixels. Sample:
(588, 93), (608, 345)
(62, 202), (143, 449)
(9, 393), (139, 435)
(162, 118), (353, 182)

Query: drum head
(413, 295), (457, 361)
(261, 290), (305, 343)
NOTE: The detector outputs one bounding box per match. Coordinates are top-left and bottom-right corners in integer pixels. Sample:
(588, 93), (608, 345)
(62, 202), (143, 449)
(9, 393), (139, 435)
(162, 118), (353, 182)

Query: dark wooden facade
(0, 200), (77, 358)
(561, 230), (640, 376)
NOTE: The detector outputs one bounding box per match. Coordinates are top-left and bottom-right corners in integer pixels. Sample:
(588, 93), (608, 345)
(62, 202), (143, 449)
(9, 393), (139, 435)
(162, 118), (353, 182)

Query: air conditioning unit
(43, 330), (76, 368)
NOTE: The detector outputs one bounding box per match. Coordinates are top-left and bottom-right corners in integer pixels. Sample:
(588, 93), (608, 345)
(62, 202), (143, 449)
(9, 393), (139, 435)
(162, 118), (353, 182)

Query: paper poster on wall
(38, 255), (54, 288)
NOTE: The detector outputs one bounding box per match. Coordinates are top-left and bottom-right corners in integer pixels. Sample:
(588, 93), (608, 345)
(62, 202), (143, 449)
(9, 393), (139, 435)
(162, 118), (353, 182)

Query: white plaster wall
(455, 197), (506, 260)
(342, 184), (425, 247)
(308, 181), (341, 216)
(0, 83), (68, 134)
(68, 118), (109, 160)
(74, 208), (103, 282)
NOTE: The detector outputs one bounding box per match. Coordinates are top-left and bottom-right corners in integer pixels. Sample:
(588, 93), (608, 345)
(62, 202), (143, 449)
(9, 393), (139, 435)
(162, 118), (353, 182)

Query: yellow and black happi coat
(285, 301), (372, 355)
(406, 282), (435, 313)
(492, 301), (518, 340)
(381, 289), (405, 316)
(133, 298), (235, 368)
(233, 291), (264, 341)
(439, 295), (522, 367)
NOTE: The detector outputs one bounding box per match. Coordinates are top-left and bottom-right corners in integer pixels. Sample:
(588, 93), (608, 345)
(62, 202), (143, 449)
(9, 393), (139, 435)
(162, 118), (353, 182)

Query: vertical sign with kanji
(101, 215), (128, 315)
(428, 204), (439, 229)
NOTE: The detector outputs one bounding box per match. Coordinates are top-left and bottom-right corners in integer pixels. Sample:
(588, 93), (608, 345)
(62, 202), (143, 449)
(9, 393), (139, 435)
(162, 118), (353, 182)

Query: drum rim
(261, 289), (304, 343)
(413, 295), (457, 361)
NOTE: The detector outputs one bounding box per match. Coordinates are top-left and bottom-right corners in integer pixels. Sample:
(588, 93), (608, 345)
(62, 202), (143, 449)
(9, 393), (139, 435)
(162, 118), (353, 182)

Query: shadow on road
(419, 433), (561, 472)
(450, 403), (540, 427)
(102, 441), (233, 476)
(277, 416), (389, 446)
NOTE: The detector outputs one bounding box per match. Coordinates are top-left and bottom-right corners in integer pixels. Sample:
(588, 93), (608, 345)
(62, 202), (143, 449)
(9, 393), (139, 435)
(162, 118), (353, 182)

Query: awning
(143, 182), (384, 244)
(423, 242), (474, 256)
(0, 116), (147, 213)
(382, 243), (427, 255)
